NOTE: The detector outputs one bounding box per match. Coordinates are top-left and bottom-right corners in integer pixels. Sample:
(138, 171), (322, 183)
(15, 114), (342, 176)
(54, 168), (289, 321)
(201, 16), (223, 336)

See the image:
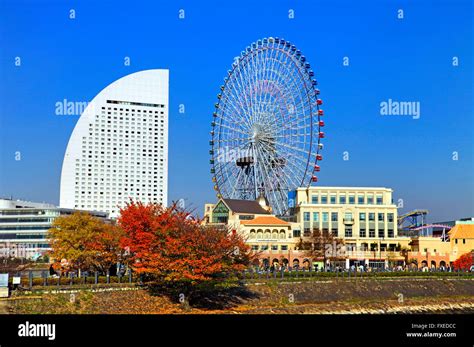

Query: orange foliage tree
(48, 212), (125, 274)
(118, 201), (252, 282)
(453, 252), (473, 271)
(87, 223), (127, 273)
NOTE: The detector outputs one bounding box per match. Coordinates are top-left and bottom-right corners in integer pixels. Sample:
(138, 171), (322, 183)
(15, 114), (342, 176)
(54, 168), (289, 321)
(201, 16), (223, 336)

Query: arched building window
(264, 229), (271, 239)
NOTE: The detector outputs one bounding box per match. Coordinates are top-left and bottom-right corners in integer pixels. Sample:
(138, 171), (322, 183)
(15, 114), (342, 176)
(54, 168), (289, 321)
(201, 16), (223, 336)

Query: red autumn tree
(87, 223), (127, 274)
(453, 252), (473, 271)
(118, 201), (252, 282)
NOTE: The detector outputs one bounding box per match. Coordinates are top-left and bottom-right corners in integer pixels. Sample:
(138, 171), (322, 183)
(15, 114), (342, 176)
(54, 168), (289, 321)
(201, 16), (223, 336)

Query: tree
(87, 223), (127, 274)
(297, 228), (345, 267)
(48, 212), (123, 274)
(118, 201), (252, 282)
(400, 246), (410, 262)
(453, 252), (473, 271)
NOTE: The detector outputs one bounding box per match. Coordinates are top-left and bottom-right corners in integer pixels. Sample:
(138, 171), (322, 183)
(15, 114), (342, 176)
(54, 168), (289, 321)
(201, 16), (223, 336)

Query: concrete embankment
(5, 277), (474, 314)
(244, 277), (474, 305)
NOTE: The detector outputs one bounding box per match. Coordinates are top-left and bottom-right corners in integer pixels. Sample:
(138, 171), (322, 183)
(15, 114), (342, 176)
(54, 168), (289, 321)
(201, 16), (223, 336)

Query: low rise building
(203, 196), (271, 227)
(408, 220), (474, 268)
(204, 186), (410, 268)
(293, 186), (411, 266)
(0, 198), (108, 259)
(204, 187), (472, 270)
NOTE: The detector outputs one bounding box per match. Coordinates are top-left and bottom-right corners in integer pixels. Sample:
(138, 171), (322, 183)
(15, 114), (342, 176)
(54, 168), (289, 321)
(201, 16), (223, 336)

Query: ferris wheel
(209, 37), (325, 216)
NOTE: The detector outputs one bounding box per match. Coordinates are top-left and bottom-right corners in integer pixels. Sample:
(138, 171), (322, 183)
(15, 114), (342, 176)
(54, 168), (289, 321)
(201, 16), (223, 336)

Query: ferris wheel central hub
(251, 124), (264, 141)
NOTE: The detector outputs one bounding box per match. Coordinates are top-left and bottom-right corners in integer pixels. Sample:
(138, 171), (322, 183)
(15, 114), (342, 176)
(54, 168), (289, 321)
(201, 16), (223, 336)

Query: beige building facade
(294, 187), (411, 257)
(408, 221), (474, 268)
(203, 187), (473, 269)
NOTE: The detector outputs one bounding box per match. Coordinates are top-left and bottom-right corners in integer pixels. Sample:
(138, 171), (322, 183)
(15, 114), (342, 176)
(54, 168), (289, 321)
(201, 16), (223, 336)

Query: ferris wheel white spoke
(258, 48), (275, 126)
(245, 50), (263, 125)
(253, 142), (286, 215)
(218, 94), (253, 132)
(262, 139), (302, 193)
(259, 138), (313, 167)
(216, 122), (250, 137)
(258, 138), (309, 185)
(224, 63), (258, 131)
(224, 68), (255, 131)
(233, 62), (255, 116)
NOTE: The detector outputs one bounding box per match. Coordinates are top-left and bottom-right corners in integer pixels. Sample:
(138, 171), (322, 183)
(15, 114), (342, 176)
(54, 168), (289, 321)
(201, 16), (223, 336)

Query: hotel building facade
(60, 69), (169, 218)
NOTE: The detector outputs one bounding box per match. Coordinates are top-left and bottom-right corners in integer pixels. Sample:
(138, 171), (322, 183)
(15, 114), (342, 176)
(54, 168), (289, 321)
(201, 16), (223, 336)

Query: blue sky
(0, 0), (472, 222)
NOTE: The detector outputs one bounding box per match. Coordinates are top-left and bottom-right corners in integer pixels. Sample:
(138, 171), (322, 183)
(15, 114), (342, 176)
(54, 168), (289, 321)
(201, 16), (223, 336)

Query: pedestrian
(49, 264), (56, 277)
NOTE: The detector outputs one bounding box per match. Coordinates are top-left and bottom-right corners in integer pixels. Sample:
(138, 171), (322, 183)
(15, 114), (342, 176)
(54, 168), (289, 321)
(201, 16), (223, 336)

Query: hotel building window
(261, 245), (268, 251)
(321, 195), (328, 204)
(293, 230), (301, 238)
(388, 229), (394, 238)
(331, 227), (338, 235)
(303, 212), (310, 221)
(331, 212), (338, 222)
(378, 213), (384, 222)
(360, 228), (366, 237)
(349, 195), (355, 204)
(304, 228), (311, 237)
(369, 229), (375, 237)
(369, 213), (375, 221)
(358, 195), (364, 204)
(281, 245), (288, 251)
(376, 195), (383, 205)
(345, 228), (353, 237)
(330, 195), (336, 204)
(322, 212), (329, 222)
(387, 213), (394, 223)
(367, 195), (374, 204)
(271, 245), (278, 251)
(339, 195), (346, 204)
(359, 212), (366, 221)
(311, 195), (319, 204)
(344, 212), (353, 222)
(251, 245), (258, 251)
(378, 229), (385, 238)
(313, 212), (319, 222)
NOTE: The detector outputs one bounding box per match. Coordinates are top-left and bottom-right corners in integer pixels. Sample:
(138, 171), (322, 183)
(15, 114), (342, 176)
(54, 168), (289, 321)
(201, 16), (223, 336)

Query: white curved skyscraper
(60, 69), (169, 218)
